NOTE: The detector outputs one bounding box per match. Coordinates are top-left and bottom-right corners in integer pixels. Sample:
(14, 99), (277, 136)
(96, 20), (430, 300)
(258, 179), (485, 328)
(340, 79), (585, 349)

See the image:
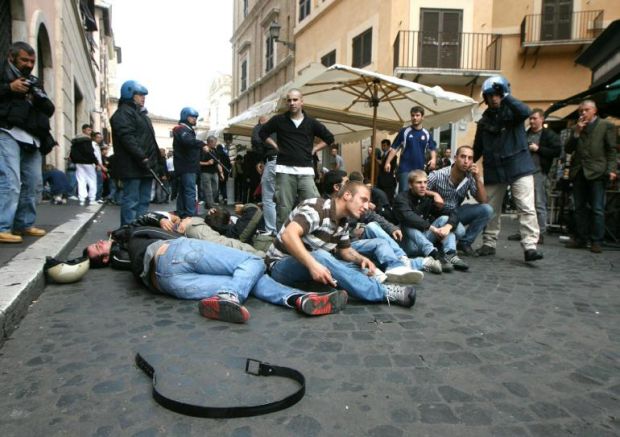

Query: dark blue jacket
(473, 95), (535, 184)
(172, 123), (204, 174)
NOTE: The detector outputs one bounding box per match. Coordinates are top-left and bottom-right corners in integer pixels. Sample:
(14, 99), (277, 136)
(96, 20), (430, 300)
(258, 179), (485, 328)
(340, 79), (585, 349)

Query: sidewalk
(0, 200), (103, 339)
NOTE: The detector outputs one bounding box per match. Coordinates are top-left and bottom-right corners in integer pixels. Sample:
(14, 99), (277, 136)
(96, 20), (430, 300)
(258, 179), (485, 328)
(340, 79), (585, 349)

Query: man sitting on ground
(426, 145), (493, 256)
(265, 181), (418, 308)
(394, 170), (468, 273)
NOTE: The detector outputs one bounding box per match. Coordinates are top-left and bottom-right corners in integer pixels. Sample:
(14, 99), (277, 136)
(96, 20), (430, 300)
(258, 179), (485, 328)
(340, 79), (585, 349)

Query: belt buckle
(245, 358), (262, 375)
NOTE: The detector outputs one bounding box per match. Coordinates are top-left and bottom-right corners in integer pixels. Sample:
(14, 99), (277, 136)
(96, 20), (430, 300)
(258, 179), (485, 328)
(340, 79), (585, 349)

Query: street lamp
(269, 21), (295, 51)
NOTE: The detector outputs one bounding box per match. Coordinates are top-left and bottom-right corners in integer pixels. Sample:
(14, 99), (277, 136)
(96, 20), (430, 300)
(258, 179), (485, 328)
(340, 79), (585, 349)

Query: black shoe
(457, 242), (478, 257)
(524, 249), (543, 262)
(447, 253), (469, 271)
(507, 233), (521, 241)
(438, 253), (454, 273)
(538, 234), (544, 245)
(476, 245), (496, 256)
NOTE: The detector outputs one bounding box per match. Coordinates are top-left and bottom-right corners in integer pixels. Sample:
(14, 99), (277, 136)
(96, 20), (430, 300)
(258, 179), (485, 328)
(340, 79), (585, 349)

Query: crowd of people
(1, 41), (617, 326)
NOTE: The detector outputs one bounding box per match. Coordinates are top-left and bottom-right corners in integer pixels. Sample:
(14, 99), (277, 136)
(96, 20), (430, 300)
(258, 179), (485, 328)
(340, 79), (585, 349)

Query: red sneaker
(199, 292), (250, 323)
(295, 290), (348, 316)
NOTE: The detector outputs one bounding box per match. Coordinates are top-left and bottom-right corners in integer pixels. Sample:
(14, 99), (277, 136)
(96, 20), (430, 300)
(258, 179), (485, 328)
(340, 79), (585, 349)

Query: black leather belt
(265, 155), (277, 162)
(135, 353), (305, 418)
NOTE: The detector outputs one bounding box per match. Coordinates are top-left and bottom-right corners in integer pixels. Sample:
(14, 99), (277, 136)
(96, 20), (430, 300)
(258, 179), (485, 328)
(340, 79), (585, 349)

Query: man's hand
(360, 257), (376, 275)
(384, 162), (391, 173)
(9, 78), (30, 94)
(435, 224), (452, 239)
(470, 162), (481, 180)
(353, 227), (365, 239)
(528, 142), (539, 152)
(392, 229), (403, 241)
(610, 172), (617, 182)
(309, 261), (337, 287)
(159, 218), (175, 232)
(427, 159), (436, 170)
(176, 217), (192, 234)
(574, 116), (587, 136)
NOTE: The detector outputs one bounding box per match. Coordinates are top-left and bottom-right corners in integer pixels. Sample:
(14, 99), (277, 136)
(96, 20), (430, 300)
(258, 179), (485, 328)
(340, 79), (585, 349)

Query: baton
(148, 168), (170, 197)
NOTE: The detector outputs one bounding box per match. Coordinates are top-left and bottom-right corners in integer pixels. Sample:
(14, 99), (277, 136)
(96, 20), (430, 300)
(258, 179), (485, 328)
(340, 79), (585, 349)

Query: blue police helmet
(481, 75), (510, 97)
(120, 80), (149, 100)
(180, 107), (199, 122)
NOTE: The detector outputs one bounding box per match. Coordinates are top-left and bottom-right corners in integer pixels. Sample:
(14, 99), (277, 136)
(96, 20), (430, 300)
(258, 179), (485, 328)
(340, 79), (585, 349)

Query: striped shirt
(427, 165), (478, 213)
(265, 197), (350, 268)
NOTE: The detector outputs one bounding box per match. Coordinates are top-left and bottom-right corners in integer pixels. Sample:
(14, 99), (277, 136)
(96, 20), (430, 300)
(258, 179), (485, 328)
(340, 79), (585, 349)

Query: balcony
(521, 10), (604, 49)
(393, 30), (502, 87)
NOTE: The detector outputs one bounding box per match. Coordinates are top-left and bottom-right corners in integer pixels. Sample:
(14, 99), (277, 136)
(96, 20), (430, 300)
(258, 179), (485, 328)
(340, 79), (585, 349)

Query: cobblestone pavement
(0, 205), (618, 436)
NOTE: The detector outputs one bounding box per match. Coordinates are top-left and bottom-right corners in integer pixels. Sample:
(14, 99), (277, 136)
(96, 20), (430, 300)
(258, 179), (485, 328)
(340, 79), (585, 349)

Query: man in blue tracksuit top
(384, 105), (437, 193)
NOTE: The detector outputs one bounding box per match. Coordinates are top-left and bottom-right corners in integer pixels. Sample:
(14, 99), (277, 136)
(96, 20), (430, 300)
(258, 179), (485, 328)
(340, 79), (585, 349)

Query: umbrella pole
(370, 105), (378, 187)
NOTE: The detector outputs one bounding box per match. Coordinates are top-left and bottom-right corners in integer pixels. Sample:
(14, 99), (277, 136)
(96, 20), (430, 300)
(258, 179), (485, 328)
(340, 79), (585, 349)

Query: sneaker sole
(452, 263), (469, 271)
(386, 270), (424, 284)
(199, 298), (250, 323)
(299, 290), (348, 316)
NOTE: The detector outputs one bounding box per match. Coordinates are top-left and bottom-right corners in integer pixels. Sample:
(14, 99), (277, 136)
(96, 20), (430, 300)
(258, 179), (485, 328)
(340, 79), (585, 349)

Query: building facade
(231, 0), (619, 165)
(0, 0), (119, 170)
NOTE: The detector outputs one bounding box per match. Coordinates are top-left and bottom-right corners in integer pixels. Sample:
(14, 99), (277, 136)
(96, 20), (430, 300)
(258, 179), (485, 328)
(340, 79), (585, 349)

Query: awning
(544, 78), (620, 119)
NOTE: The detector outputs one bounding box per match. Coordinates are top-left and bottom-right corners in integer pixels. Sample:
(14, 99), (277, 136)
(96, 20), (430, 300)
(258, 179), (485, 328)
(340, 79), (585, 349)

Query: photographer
(0, 41), (56, 244)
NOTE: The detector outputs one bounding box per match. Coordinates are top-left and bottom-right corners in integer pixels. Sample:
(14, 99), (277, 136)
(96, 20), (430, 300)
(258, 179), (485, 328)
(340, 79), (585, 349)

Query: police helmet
(120, 80), (149, 100)
(481, 75), (510, 97)
(44, 256), (90, 284)
(180, 107), (199, 122)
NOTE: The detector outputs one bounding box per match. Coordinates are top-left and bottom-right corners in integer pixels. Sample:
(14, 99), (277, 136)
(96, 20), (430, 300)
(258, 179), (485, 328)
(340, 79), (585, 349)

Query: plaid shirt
(427, 165), (478, 213)
(265, 197), (350, 268)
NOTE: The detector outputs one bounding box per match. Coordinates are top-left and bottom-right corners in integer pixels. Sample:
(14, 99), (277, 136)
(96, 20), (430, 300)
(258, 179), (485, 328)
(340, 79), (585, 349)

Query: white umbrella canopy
(223, 63), (477, 180)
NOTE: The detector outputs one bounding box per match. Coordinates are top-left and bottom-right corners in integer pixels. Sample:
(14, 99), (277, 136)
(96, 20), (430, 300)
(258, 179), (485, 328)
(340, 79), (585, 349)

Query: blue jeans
(155, 238), (300, 304)
(0, 131), (42, 232)
(96, 169), (103, 200)
(67, 169), (77, 197)
(397, 172), (409, 193)
(402, 216), (456, 256)
(120, 177), (152, 225)
(176, 172), (197, 218)
(361, 222), (425, 270)
(261, 159), (277, 233)
(350, 238), (405, 271)
(453, 203), (494, 246)
(573, 171), (606, 244)
(270, 249), (387, 303)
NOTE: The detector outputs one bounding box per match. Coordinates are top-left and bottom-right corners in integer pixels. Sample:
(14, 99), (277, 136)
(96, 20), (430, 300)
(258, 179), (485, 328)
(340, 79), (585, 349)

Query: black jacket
(172, 123), (204, 174)
(393, 190), (458, 231)
(0, 60), (55, 154)
(259, 110), (334, 167)
(70, 135), (97, 164)
(473, 95), (535, 184)
(110, 100), (159, 179)
(529, 127), (561, 175)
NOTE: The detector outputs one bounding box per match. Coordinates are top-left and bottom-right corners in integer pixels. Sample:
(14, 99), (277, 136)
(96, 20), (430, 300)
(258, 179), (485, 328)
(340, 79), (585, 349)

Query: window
(299, 0), (311, 21)
(321, 50), (336, 67)
(243, 0), (249, 17)
(352, 28), (372, 68)
(240, 58), (247, 92)
(265, 34), (274, 72)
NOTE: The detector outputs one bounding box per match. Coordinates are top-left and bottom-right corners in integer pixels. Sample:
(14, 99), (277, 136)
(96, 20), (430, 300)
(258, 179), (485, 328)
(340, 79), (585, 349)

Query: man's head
(444, 148), (452, 158)
(407, 170), (428, 196)
(481, 75), (510, 109)
(92, 131), (103, 144)
(410, 106), (425, 128)
(454, 145), (474, 173)
(578, 100), (597, 123)
(206, 135), (217, 148)
(120, 80), (148, 107)
(381, 139), (391, 151)
(84, 240), (113, 267)
(8, 41), (35, 76)
(205, 207), (231, 229)
(286, 89), (303, 116)
(258, 115), (268, 125)
(82, 124), (93, 136)
(337, 181), (370, 219)
(528, 109), (545, 132)
(322, 170), (348, 196)
(330, 145), (339, 156)
(180, 107), (199, 126)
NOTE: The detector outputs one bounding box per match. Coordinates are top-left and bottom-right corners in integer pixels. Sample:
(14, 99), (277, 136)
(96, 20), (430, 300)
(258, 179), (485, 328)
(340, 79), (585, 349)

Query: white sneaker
(422, 256), (442, 274)
(385, 265), (424, 284)
(372, 268), (388, 284)
(79, 200), (85, 206)
(399, 255), (412, 269)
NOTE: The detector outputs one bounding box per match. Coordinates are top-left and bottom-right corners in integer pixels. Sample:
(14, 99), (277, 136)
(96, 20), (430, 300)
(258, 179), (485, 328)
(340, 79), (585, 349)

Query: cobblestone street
(0, 205), (619, 436)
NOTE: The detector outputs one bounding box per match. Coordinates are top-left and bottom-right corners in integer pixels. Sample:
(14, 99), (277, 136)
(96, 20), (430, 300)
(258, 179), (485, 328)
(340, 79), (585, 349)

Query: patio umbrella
(292, 64), (477, 183)
(223, 64), (476, 182)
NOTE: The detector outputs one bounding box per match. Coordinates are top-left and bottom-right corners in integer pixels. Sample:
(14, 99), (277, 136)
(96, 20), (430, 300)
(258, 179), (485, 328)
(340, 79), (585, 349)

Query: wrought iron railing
(520, 10), (603, 45)
(393, 30), (502, 72)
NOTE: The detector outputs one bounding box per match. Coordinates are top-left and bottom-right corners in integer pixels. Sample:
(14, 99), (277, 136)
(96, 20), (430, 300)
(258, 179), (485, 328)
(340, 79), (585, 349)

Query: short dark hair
(380, 139), (391, 146)
(83, 247), (108, 268)
(348, 171), (364, 182)
(530, 108), (544, 118)
(9, 41), (35, 58)
(337, 180), (368, 198)
(322, 170), (347, 195)
(455, 145), (473, 156)
(204, 208), (231, 231)
(82, 123), (92, 131)
(410, 106), (425, 116)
